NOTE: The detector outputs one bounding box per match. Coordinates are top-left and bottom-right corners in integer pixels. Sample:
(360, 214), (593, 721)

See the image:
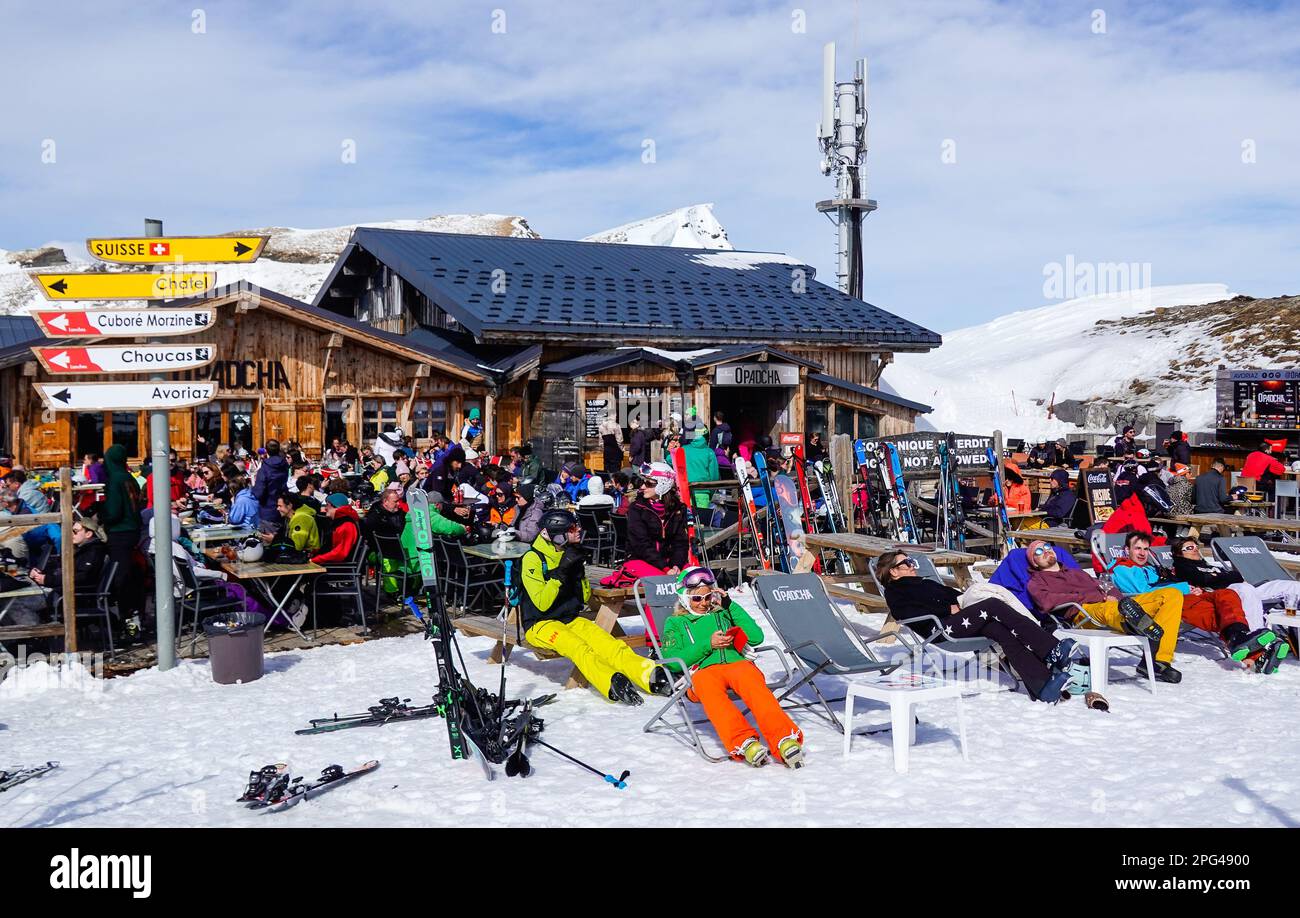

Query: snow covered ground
(3, 585), (1297, 828)
(884, 284), (1236, 439)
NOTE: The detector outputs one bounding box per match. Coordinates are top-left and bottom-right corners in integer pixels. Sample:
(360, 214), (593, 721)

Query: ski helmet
(236, 536), (264, 562)
(645, 461), (675, 497)
(541, 509), (580, 544)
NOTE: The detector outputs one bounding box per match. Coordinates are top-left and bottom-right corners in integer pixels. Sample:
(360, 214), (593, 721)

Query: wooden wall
(4, 296), (488, 467)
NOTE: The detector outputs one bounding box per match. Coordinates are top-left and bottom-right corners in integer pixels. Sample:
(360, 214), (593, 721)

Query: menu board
(1216, 369), (1300, 431)
(584, 398), (609, 440)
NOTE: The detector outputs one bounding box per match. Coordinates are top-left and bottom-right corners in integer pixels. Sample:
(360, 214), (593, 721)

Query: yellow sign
(86, 236), (268, 264)
(31, 272), (218, 301)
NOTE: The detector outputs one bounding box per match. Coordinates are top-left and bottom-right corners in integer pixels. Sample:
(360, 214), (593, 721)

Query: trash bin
(202, 611), (267, 685)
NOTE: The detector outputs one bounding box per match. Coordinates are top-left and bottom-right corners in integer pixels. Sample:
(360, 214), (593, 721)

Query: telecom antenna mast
(816, 42), (875, 298)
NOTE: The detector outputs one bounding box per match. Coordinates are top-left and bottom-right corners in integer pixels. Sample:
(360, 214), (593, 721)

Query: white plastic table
(842, 673), (969, 774)
(1054, 627), (1156, 694)
(1266, 611), (1299, 660)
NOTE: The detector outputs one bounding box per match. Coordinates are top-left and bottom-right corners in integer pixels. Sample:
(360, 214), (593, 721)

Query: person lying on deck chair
(1110, 531), (1271, 669)
(520, 508), (672, 706)
(659, 566), (804, 768)
(874, 549), (1078, 703)
(1170, 536), (1290, 673)
(1023, 539), (1184, 684)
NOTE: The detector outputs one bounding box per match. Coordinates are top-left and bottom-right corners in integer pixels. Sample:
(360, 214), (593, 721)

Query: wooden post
(59, 467), (77, 653)
(831, 433), (855, 532)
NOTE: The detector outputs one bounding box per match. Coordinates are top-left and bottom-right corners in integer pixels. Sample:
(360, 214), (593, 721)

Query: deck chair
(752, 573), (907, 732)
(1212, 536), (1294, 587)
(868, 553), (1017, 686)
(635, 576), (792, 762)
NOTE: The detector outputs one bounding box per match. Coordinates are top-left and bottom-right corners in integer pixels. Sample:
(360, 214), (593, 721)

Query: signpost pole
(59, 467), (77, 654)
(993, 429), (1006, 551)
(146, 218), (176, 671)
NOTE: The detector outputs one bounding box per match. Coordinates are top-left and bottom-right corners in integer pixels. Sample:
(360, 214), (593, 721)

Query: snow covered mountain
(881, 283), (1300, 439)
(0, 207), (731, 316)
(581, 203), (732, 249)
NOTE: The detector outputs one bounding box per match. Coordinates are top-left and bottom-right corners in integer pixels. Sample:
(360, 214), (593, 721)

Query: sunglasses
(1031, 546), (1051, 556)
(889, 557), (918, 571)
(687, 590), (723, 605)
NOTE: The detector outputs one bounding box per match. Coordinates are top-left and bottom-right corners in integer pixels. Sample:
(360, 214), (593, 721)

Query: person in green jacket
(98, 443), (144, 619)
(681, 428), (719, 512)
(660, 566), (804, 768)
(285, 495), (321, 552)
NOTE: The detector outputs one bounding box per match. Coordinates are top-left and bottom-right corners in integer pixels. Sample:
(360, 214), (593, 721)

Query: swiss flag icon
(150, 242), (171, 256)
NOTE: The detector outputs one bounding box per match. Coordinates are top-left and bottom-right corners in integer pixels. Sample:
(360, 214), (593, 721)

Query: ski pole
(532, 738), (629, 789)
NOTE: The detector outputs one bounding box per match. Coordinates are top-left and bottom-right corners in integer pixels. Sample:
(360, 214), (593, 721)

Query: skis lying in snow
(240, 761), (381, 813)
(0, 761), (59, 792)
(297, 693), (557, 736)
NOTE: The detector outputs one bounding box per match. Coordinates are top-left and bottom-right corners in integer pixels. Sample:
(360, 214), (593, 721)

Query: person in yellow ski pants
(519, 509), (670, 704)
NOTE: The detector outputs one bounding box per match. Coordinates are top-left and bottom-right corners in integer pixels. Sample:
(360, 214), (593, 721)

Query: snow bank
(885, 284), (1234, 438)
(2, 586), (1297, 827)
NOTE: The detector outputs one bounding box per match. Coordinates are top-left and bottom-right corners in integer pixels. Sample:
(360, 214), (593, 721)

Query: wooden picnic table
(1011, 527), (1085, 550)
(1174, 513), (1300, 538)
(803, 532), (983, 587)
(453, 562), (647, 690)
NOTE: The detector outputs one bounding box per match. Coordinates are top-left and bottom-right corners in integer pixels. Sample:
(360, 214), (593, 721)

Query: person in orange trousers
(659, 566), (804, 768)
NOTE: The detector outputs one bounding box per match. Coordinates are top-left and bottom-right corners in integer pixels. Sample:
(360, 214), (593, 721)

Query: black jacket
(1040, 489), (1077, 526)
(881, 576), (961, 638)
(628, 428), (649, 466)
(365, 505), (407, 541)
(1168, 439), (1192, 466)
(423, 445), (465, 502)
(709, 422), (733, 452)
(42, 538), (108, 594)
(1194, 469), (1228, 513)
(625, 498), (688, 570)
(1173, 555), (1242, 590)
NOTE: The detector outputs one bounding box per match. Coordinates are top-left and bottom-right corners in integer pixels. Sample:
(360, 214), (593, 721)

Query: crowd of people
(3, 419), (1298, 769)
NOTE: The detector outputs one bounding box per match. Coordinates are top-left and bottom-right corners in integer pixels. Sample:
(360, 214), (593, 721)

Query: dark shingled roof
(313, 228), (942, 349)
(808, 371), (932, 414)
(0, 315), (43, 366)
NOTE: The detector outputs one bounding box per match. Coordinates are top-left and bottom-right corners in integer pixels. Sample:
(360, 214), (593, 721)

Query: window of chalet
(412, 399), (449, 440)
(362, 399), (398, 443)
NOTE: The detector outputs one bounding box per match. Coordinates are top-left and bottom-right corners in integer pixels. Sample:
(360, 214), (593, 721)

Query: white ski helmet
(236, 537), (264, 562)
(646, 461), (676, 497)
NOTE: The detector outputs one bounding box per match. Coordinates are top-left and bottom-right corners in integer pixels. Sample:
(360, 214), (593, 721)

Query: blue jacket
(228, 488), (260, 528)
(252, 455), (289, 517)
(1111, 561), (1190, 596)
(990, 546), (1083, 614)
(561, 473), (590, 502)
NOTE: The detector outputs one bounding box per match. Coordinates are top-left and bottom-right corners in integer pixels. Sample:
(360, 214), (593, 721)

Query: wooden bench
(0, 623), (66, 642)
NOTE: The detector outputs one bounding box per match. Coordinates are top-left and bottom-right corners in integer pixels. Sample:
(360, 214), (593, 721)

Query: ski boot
(1037, 669), (1072, 703)
(1116, 598), (1164, 643)
(1135, 657), (1182, 684)
(607, 673), (644, 706)
(648, 665), (674, 697)
(1046, 637), (1079, 673)
(1254, 640), (1290, 675)
(777, 735), (805, 769)
(736, 737), (769, 767)
(1227, 627), (1279, 663)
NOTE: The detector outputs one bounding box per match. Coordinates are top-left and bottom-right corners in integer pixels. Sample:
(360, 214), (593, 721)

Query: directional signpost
(35, 381), (217, 411)
(24, 224), (270, 674)
(33, 344), (215, 374)
(32, 308), (215, 338)
(31, 271), (217, 301)
(87, 235), (268, 264)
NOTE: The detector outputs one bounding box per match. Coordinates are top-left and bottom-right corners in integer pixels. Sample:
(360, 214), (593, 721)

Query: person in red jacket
(312, 493), (361, 564)
(1242, 440), (1288, 496)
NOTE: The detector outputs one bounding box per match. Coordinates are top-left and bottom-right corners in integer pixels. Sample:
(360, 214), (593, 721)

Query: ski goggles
(680, 568), (717, 589)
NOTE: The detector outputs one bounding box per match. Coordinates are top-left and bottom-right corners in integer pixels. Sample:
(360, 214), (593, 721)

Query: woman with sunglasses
(660, 566), (804, 767)
(624, 462), (689, 577)
(876, 549), (1077, 703)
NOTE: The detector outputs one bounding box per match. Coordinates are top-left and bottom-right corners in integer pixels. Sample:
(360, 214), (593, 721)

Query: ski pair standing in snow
(658, 566), (804, 767)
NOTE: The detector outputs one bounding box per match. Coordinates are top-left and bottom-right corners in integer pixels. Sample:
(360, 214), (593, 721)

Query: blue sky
(1, 0), (1297, 331)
